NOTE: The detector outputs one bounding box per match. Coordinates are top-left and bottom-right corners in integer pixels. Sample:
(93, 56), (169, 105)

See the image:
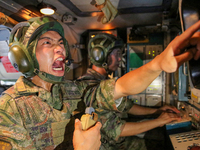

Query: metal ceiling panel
(118, 0), (163, 9)
(0, 0), (23, 13)
(108, 0), (120, 8)
(70, 0), (97, 12)
(59, 0), (173, 17)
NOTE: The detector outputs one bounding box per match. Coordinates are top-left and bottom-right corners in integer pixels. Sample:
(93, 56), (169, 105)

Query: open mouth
(52, 57), (65, 71)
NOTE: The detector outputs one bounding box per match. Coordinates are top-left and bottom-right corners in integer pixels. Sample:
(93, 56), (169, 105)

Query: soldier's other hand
(73, 118), (102, 150)
(156, 112), (181, 127)
(159, 105), (180, 114)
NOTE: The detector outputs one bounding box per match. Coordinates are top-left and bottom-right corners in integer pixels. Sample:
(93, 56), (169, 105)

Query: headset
(8, 21), (35, 77)
(88, 33), (124, 68)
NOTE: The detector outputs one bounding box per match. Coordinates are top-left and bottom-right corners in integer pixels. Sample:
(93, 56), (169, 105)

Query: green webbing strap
(34, 69), (64, 84)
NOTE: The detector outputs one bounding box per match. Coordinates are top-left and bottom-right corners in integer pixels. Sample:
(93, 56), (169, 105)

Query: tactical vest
(0, 77), (84, 150)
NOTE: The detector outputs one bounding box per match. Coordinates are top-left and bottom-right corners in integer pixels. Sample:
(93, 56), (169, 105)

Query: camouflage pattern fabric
(78, 69), (148, 150)
(77, 68), (107, 83)
(78, 68), (133, 112)
(100, 136), (147, 150)
(0, 76), (118, 150)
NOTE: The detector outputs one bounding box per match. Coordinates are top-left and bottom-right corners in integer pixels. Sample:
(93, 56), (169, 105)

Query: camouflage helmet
(88, 33), (124, 69)
(8, 16), (69, 83)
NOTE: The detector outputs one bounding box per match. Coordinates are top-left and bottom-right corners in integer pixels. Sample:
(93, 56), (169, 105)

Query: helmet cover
(88, 33), (124, 68)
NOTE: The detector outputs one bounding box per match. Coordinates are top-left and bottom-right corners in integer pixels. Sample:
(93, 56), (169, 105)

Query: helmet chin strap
(36, 70), (64, 84)
(33, 61), (71, 84)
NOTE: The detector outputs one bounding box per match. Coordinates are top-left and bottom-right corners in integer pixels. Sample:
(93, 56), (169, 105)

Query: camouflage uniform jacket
(78, 68), (135, 149)
(0, 76), (119, 150)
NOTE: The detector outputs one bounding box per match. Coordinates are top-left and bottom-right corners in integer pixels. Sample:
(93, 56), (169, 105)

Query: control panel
(169, 130), (200, 150)
(178, 101), (200, 130)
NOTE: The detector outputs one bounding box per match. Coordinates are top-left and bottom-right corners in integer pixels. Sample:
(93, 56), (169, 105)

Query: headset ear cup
(91, 47), (105, 64)
(8, 42), (34, 76)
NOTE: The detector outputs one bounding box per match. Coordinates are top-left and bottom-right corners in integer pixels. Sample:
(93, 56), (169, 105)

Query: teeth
(56, 58), (63, 61)
(53, 67), (62, 71)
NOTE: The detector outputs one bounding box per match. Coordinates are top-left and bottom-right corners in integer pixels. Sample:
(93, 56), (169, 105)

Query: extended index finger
(178, 20), (200, 44)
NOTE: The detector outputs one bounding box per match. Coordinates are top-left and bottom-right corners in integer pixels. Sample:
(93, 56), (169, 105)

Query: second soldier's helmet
(88, 33), (124, 69)
(8, 16), (69, 83)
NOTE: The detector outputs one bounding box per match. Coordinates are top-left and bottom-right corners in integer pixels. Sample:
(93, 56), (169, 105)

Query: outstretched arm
(73, 119), (102, 150)
(114, 20), (200, 100)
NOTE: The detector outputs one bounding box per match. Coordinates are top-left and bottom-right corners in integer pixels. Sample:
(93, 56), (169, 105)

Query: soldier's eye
(59, 41), (64, 45)
(43, 41), (53, 48)
(44, 41), (51, 44)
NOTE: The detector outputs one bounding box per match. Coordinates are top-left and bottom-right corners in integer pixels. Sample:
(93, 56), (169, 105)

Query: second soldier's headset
(8, 16), (70, 83)
(88, 33), (124, 70)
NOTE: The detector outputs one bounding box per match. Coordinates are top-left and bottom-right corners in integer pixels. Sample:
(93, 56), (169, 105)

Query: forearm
(120, 111), (182, 137)
(120, 119), (160, 137)
(114, 57), (162, 100)
(128, 104), (158, 115)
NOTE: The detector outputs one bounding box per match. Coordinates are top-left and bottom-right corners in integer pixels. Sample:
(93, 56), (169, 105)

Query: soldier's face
(36, 31), (66, 77)
(107, 48), (122, 72)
